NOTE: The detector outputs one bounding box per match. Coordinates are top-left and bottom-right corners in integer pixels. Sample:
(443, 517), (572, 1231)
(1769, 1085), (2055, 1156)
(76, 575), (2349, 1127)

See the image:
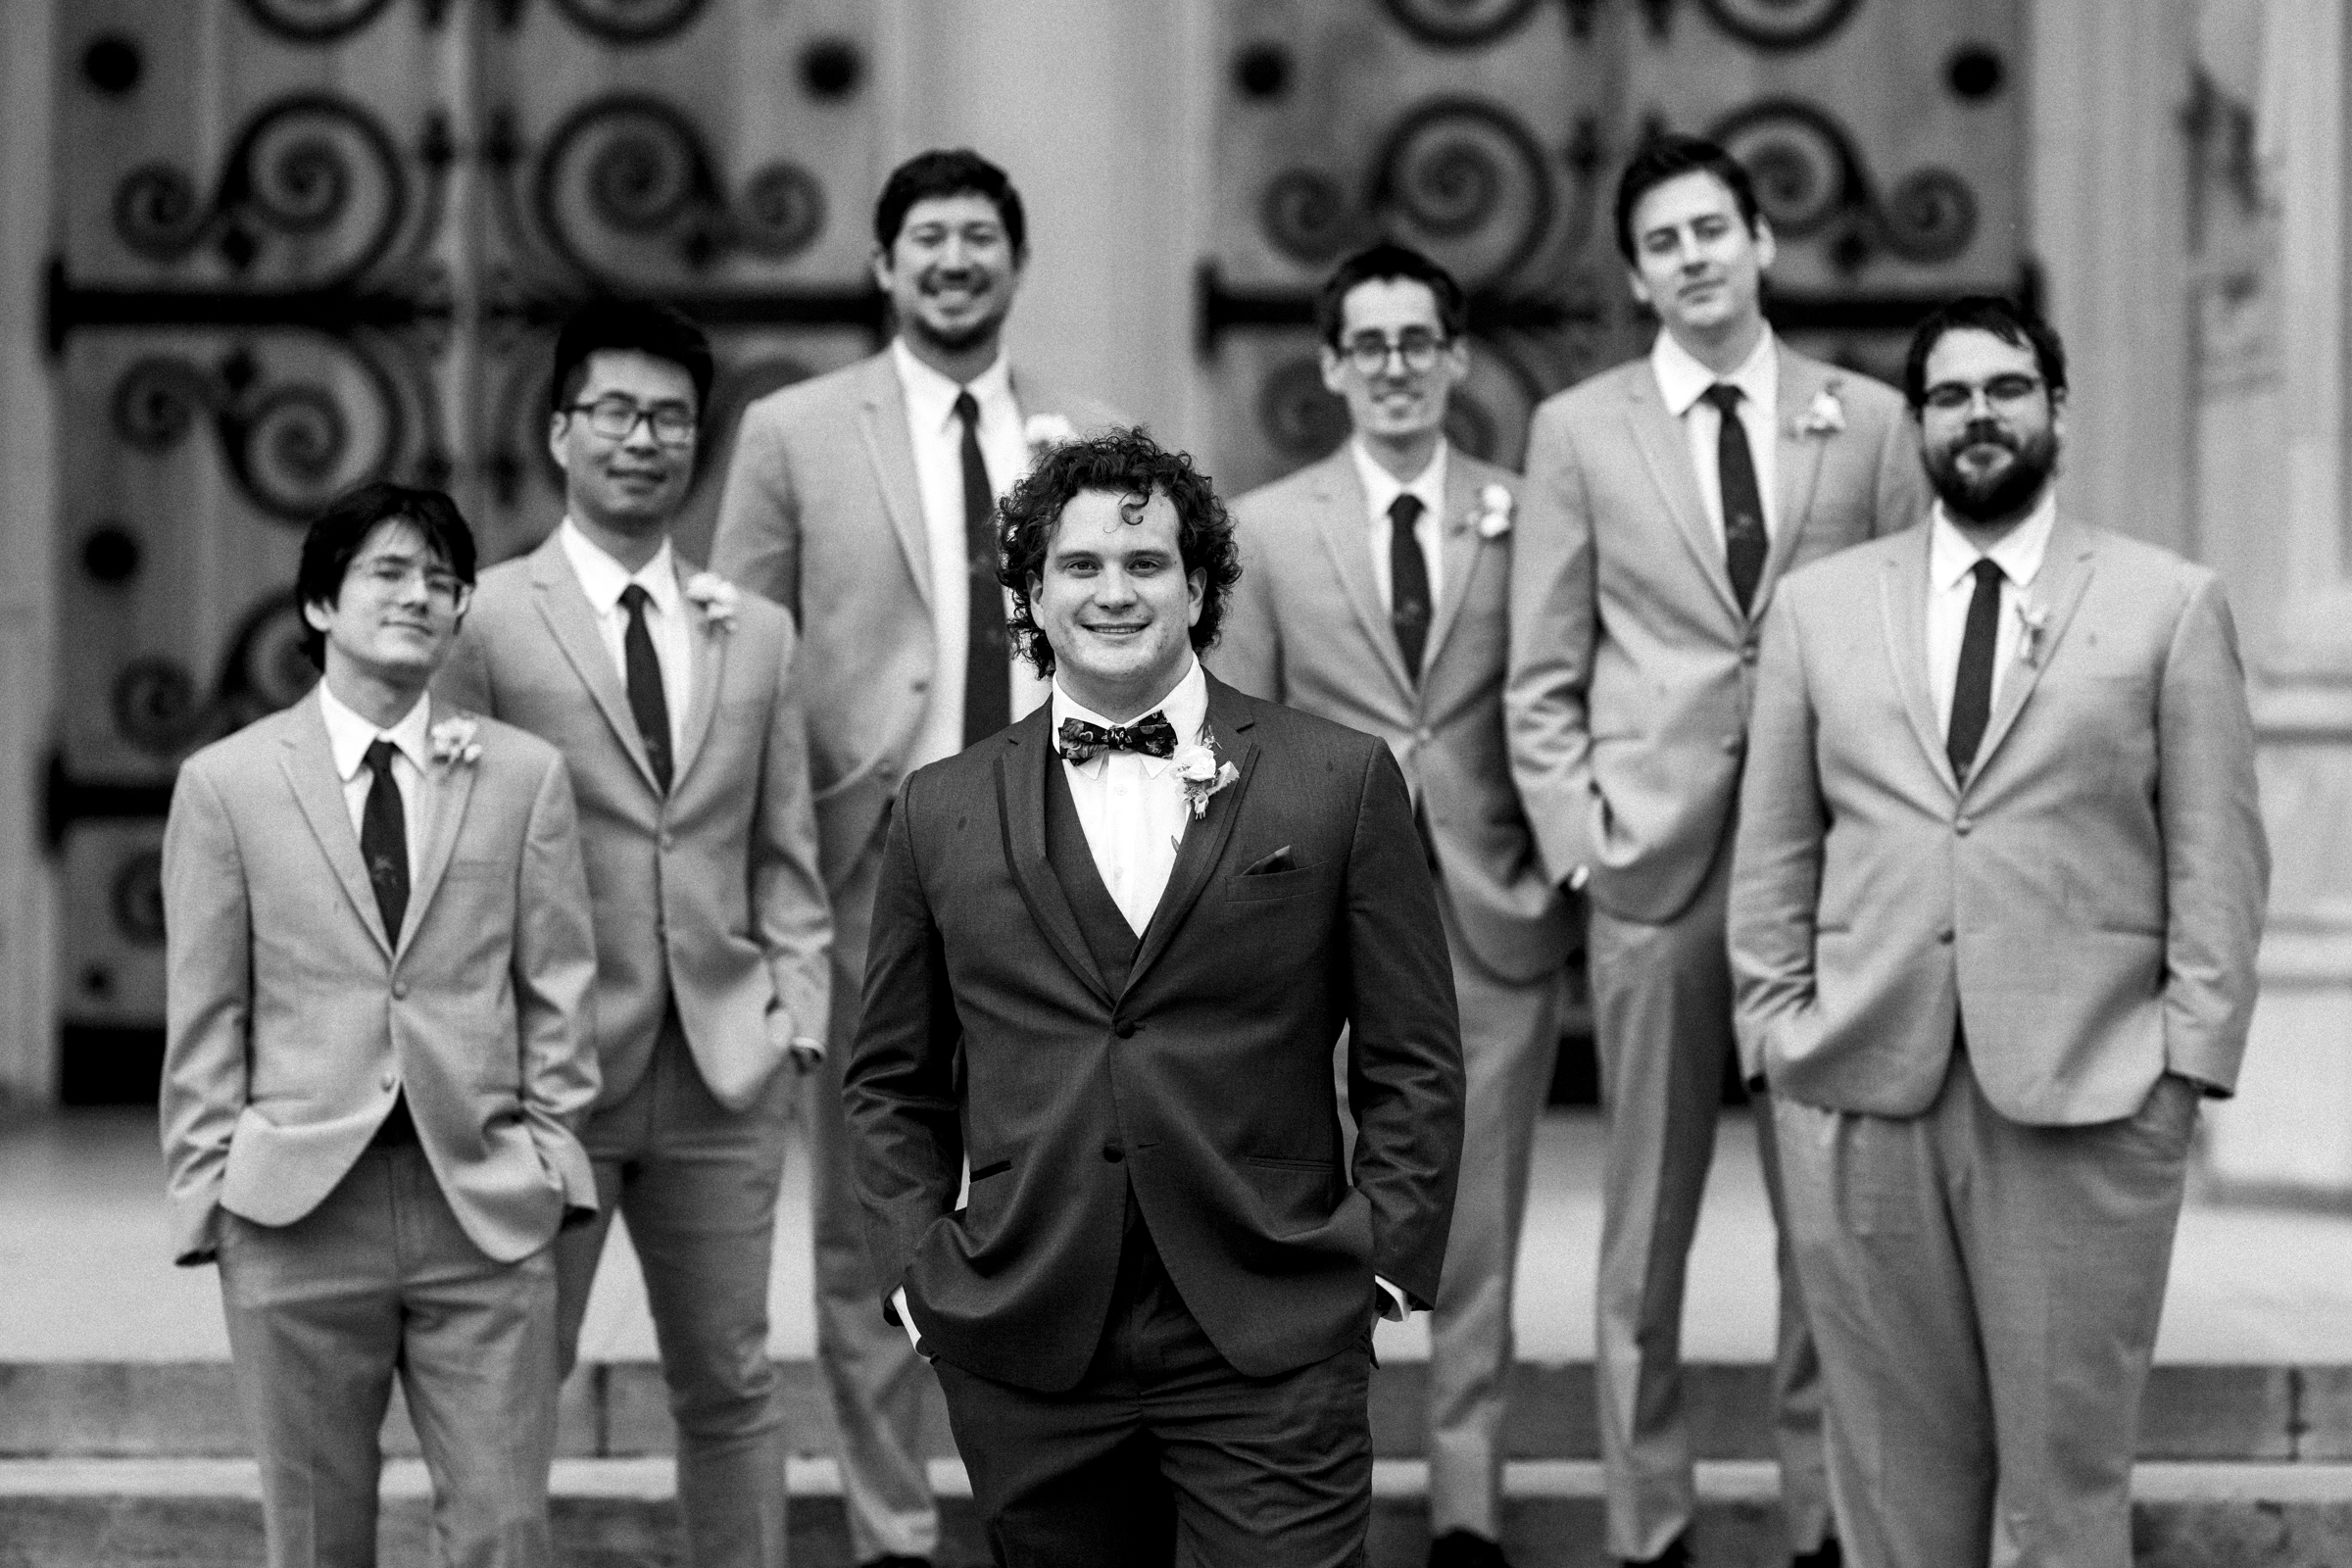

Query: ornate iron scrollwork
(1259, 170), (1356, 268)
(103, 591), (318, 764)
(1370, 97), (1553, 290)
(549, 0), (709, 46)
(233, 0), (403, 44)
(1696, 0), (1861, 53)
(1378, 0), (1543, 49)
(1712, 98), (1978, 272)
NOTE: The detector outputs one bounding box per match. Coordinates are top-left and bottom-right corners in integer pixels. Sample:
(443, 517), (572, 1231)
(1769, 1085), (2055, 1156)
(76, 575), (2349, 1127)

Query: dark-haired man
(710, 148), (1119, 1567)
(163, 482), (599, 1568)
(1505, 133), (1930, 1568)
(437, 300), (831, 1568)
(1213, 243), (1568, 1568)
(845, 428), (1463, 1565)
(1731, 297), (2267, 1567)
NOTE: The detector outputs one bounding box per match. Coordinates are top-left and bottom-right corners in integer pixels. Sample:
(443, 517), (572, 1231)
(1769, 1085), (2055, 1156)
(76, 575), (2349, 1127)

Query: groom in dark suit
(845, 428), (1464, 1565)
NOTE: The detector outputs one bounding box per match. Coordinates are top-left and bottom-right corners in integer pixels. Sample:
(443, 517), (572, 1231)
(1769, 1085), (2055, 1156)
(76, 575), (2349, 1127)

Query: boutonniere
(429, 714), (482, 767)
(1023, 413), (1076, 456)
(1793, 384), (1846, 438)
(683, 571), (739, 632)
(2016, 599), (2051, 666)
(1170, 734), (1241, 823)
(1469, 482), (1514, 539)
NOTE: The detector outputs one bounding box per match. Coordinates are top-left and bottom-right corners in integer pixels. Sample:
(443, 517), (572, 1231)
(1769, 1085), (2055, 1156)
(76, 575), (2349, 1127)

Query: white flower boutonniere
(1170, 736), (1241, 822)
(1795, 386), (1846, 438)
(684, 571), (739, 632)
(2017, 600), (2051, 666)
(1023, 413), (1077, 456)
(1471, 483), (1514, 539)
(429, 714), (483, 767)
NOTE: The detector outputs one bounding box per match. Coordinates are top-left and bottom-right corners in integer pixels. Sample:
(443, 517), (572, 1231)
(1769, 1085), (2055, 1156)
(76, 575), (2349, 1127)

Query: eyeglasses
(1920, 374), (2045, 415)
(1339, 329), (1449, 376)
(356, 558), (471, 611)
(565, 395), (698, 446)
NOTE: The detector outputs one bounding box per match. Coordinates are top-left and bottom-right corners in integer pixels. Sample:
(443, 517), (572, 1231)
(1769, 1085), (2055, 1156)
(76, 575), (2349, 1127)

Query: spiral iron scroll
(1378, 0), (1542, 49)
(233, 0), (401, 43)
(110, 591), (317, 760)
(1712, 98), (1977, 270)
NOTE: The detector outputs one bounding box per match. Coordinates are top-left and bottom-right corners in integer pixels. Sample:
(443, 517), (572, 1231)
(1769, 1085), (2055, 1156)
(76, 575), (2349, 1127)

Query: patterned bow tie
(1057, 711), (1178, 764)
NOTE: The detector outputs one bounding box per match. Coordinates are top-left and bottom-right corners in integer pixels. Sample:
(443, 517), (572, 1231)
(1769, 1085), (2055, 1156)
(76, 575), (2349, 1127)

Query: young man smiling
(845, 428), (1463, 1566)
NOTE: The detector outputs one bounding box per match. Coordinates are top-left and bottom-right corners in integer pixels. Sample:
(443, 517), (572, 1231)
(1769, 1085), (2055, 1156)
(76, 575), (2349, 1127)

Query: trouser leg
(1753, 1086), (1833, 1553)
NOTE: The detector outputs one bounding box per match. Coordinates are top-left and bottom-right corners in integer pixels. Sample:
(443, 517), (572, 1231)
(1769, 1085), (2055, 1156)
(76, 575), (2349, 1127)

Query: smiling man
(163, 482), (598, 1568)
(1504, 134), (1930, 1568)
(710, 148), (1121, 1568)
(1729, 296), (2268, 1567)
(845, 428), (1463, 1567)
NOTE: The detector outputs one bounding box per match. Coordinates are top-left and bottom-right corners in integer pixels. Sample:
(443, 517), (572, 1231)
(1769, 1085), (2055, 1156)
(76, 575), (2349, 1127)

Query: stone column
(0, 0), (60, 1110)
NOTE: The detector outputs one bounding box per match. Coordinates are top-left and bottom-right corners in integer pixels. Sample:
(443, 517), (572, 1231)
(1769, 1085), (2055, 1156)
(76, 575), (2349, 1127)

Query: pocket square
(1241, 846), (1296, 876)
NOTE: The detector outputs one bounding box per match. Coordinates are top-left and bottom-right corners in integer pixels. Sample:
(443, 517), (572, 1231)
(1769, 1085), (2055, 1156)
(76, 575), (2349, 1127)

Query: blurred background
(0, 0), (2344, 1202)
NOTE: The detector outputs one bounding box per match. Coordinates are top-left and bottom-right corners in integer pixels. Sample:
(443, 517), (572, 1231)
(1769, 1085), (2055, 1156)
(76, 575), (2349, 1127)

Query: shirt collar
(1651, 324), (1778, 419)
(559, 516), (680, 619)
(1348, 437), (1448, 528)
(892, 337), (1013, 435)
(1929, 486), (2058, 593)
(1051, 656), (1208, 777)
(318, 680), (431, 784)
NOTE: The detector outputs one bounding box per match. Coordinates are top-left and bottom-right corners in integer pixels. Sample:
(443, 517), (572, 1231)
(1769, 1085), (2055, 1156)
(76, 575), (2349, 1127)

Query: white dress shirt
(1053, 658), (1207, 936)
(558, 518), (693, 760)
(1650, 325), (1782, 545)
(317, 681), (434, 892)
(893, 339), (1052, 768)
(1349, 437), (1448, 612)
(1927, 489), (2057, 738)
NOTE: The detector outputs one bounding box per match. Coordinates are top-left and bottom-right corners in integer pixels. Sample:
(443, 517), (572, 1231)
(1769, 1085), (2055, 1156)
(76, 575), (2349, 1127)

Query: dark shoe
(1619, 1536), (1690, 1568)
(1790, 1542), (1843, 1568)
(1428, 1530), (1511, 1568)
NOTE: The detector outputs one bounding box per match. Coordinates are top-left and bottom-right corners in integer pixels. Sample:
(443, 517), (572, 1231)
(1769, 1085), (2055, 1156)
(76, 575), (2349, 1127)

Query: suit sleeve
(514, 750), (601, 1215)
(1504, 401), (1600, 886)
(1727, 592), (1827, 1085)
(2156, 574), (2270, 1091)
(1342, 739), (1464, 1310)
(1206, 512), (1283, 702)
(842, 772), (966, 1298)
(159, 762), (251, 1267)
(754, 614), (833, 1057)
(1868, 395), (1930, 538)
(711, 402), (803, 617)
(432, 615), (494, 718)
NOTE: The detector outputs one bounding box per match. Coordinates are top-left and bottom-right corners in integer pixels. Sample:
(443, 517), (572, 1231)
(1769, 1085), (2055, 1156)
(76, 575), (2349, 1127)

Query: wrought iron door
(48, 0), (884, 1102)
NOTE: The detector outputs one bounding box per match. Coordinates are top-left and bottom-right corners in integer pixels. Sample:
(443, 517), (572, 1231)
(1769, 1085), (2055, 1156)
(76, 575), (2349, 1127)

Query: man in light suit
(1213, 243), (1569, 1568)
(710, 148), (1118, 1568)
(437, 301), (831, 1568)
(1730, 296), (2268, 1568)
(846, 427), (1463, 1565)
(163, 482), (599, 1568)
(1505, 134), (1931, 1568)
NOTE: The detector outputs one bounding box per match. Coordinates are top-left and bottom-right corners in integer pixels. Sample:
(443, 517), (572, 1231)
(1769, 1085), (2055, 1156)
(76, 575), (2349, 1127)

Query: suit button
(1721, 735), (1741, 755)
(380, 1073), (396, 1092)
(1938, 929), (1955, 945)
(1955, 815), (1973, 835)
(661, 832), (675, 851)
(1114, 1022), (1138, 1039)
(1740, 642), (1758, 664)
(1415, 727), (1434, 744)
(910, 677), (929, 694)
(391, 982), (409, 1000)
(1102, 1144), (1124, 1164)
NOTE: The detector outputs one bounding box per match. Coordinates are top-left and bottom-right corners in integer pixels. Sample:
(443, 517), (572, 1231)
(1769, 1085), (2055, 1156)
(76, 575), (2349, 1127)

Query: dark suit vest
(1043, 758), (1141, 992)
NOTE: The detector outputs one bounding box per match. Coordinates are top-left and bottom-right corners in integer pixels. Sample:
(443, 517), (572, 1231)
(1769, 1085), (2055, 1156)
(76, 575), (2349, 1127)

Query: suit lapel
(1625, 376), (1742, 624)
(528, 536), (664, 795)
(1126, 677), (1259, 995)
(669, 555), (725, 787)
(1420, 456), (1485, 678)
(1877, 533), (1960, 798)
(1966, 515), (2097, 788)
(1309, 458), (1417, 703)
(858, 356), (933, 609)
(1757, 353), (1829, 618)
(397, 718), (477, 960)
(278, 694), (394, 957)
(997, 710), (1114, 1007)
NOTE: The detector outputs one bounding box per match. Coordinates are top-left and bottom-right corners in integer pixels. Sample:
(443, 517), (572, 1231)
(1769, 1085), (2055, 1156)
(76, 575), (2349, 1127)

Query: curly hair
(997, 427), (1243, 679)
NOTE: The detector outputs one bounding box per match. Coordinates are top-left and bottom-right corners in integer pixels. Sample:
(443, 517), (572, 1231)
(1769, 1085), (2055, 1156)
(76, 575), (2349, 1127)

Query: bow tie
(1057, 711), (1178, 764)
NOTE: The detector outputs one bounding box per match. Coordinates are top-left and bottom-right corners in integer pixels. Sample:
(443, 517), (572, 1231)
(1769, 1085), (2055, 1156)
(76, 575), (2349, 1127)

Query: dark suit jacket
(844, 673), (1463, 1392)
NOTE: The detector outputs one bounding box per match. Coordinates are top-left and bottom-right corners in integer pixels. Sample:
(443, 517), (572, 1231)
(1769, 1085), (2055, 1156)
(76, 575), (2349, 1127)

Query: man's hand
(890, 1286), (932, 1361)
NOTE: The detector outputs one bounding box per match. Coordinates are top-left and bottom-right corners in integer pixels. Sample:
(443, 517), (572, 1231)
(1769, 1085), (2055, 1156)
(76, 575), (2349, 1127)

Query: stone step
(6, 1359), (2349, 1464)
(4, 1457), (2349, 1568)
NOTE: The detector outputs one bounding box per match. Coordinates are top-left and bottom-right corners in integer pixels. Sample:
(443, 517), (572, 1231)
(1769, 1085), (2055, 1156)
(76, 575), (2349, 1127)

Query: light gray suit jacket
(161, 690), (600, 1266)
(1728, 514), (2271, 1124)
(1506, 347), (1930, 924)
(436, 534), (831, 1113)
(710, 349), (1121, 897)
(1212, 444), (1570, 984)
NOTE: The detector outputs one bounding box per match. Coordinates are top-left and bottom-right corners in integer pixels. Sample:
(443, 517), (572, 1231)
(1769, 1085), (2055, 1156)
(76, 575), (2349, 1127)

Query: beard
(1926, 420), (2059, 523)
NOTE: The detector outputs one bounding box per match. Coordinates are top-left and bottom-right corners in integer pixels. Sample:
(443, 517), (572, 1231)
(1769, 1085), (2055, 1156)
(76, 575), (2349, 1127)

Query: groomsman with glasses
(1505, 134), (1929, 1568)
(438, 299), (832, 1568)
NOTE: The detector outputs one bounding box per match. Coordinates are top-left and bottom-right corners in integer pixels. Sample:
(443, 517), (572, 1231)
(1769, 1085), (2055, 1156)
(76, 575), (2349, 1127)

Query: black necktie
(1947, 558), (2004, 779)
(956, 391), (1010, 744)
(361, 739), (409, 944)
(1056, 711), (1179, 764)
(1703, 383), (1767, 615)
(1389, 493), (1432, 681)
(619, 583), (673, 794)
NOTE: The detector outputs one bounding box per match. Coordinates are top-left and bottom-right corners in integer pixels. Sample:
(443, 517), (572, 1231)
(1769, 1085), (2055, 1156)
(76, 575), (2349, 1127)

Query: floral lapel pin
(1023, 413), (1077, 457)
(683, 571), (739, 632)
(1469, 482), (1514, 539)
(1170, 731), (1241, 822)
(429, 713), (483, 767)
(2016, 599), (2051, 666)
(1793, 382), (1846, 439)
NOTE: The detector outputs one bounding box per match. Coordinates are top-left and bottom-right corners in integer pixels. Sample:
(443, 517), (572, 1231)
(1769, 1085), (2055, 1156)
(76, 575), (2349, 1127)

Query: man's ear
(302, 598), (333, 634)
(1317, 344), (1347, 398)
(1625, 265), (1652, 310)
(1751, 213), (1777, 271)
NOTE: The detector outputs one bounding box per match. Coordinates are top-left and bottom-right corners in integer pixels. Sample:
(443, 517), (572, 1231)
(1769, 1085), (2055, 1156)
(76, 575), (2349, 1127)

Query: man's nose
(1093, 568), (1138, 604)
